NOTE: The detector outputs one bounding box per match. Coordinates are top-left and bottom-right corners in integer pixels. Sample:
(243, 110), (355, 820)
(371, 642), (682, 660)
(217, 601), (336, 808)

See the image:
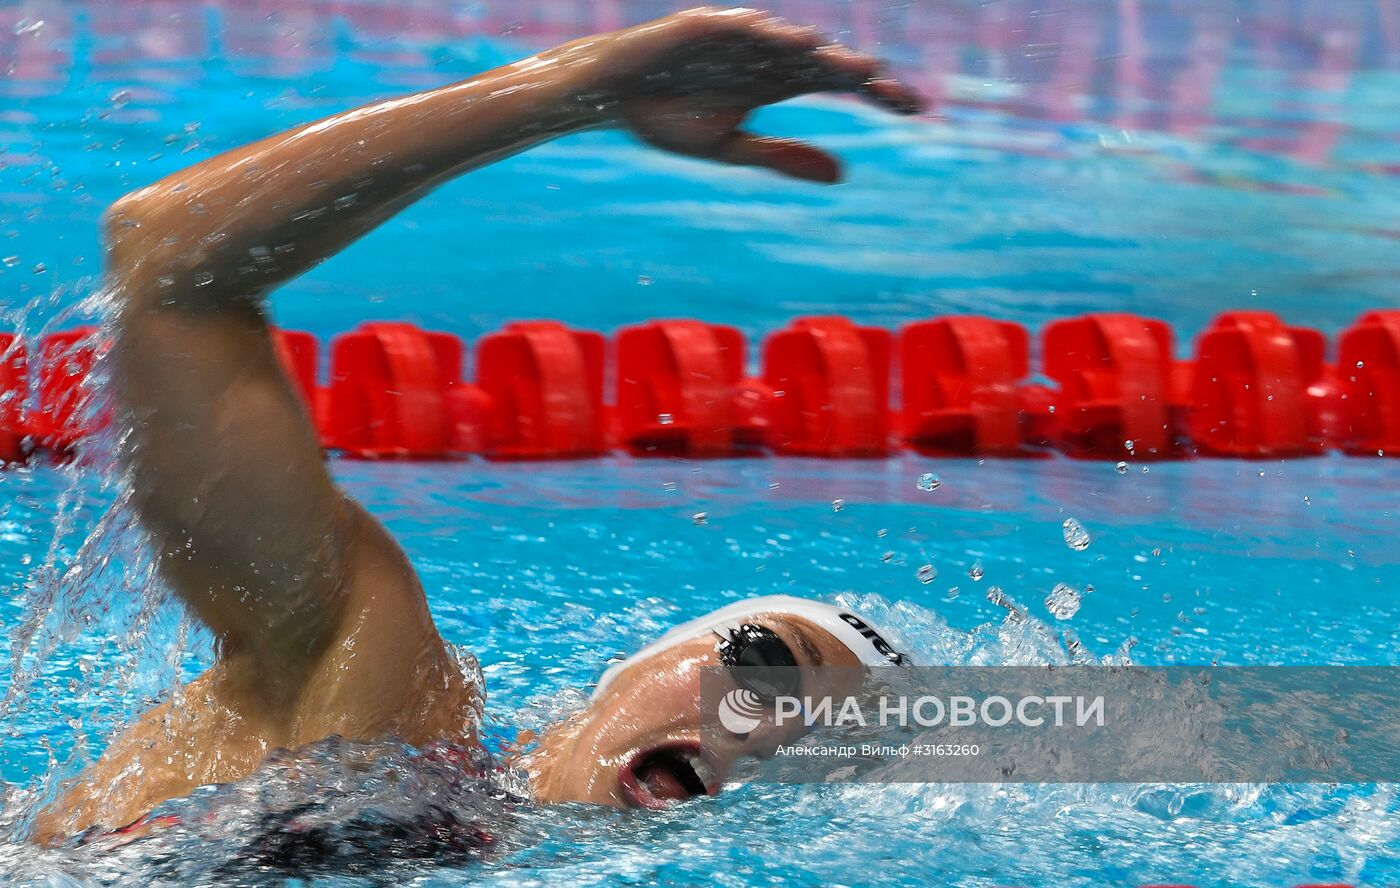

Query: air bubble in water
(691, 512), (707, 525)
(1115, 461), (1128, 474)
(1062, 517), (1091, 551)
(831, 499), (844, 512)
(1, 256), (18, 267)
(916, 564), (936, 584)
(1046, 582), (1082, 619)
(13, 18), (45, 37)
(881, 551), (895, 563)
(968, 561), (984, 581)
(194, 271), (214, 287)
(916, 472), (941, 492)
(657, 413), (674, 425)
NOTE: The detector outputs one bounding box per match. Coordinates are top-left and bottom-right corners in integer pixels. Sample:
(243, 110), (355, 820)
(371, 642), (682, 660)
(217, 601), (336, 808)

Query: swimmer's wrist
(522, 40), (626, 132)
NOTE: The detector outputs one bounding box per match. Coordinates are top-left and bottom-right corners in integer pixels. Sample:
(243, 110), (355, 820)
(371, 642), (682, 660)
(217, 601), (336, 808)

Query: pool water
(3, 0), (1400, 885)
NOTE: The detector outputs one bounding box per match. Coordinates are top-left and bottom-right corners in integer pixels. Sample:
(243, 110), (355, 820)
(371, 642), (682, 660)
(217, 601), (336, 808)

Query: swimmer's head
(522, 596), (905, 810)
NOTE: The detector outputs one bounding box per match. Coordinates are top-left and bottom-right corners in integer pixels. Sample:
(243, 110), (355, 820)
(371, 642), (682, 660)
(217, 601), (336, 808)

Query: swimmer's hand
(564, 7), (926, 183)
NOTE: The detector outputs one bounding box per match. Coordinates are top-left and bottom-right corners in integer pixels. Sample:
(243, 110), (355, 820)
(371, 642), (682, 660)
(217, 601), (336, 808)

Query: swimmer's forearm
(104, 11), (923, 307)
(105, 43), (607, 301)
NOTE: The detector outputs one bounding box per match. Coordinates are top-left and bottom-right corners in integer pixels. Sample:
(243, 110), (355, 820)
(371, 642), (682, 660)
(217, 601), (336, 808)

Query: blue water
(3, 0), (1400, 885)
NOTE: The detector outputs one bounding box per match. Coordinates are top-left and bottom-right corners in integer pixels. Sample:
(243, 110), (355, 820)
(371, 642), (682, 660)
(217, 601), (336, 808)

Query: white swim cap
(592, 595), (905, 700)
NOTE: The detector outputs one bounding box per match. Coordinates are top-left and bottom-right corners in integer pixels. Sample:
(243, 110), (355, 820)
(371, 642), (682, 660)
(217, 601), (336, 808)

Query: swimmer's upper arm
(105, 198), (362, 692)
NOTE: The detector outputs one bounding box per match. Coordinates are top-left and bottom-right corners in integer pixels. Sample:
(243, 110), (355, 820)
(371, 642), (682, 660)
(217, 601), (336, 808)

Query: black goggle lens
(717, 624), (800, 700)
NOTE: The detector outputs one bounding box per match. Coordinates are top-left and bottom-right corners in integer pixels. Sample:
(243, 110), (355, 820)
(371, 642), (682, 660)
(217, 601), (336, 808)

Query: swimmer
(32, 7), (922, 843)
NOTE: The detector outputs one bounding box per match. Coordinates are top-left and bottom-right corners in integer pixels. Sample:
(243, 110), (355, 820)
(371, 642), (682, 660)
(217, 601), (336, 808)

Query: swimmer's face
(523, 615), (862, 810)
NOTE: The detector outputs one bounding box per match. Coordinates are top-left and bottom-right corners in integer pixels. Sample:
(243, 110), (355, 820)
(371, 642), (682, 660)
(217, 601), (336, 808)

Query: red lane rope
(2, 310), (1396, 463)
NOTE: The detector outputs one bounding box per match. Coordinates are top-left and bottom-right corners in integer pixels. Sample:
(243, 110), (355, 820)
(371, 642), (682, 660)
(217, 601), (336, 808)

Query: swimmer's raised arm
(105, 7), (921, 684)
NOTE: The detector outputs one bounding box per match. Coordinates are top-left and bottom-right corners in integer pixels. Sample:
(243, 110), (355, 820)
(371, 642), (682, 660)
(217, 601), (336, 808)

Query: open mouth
(618, 742), (718, 809)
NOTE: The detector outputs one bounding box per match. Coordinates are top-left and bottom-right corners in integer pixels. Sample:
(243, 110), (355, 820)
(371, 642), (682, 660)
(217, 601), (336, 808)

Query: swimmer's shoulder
(293, 496), (477, 748)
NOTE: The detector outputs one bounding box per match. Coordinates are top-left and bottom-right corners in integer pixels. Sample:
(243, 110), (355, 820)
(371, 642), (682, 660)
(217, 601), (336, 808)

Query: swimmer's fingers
(801, 44), (926, 115)
(711, 131), (841, 183)
(713, 14), (925, 113)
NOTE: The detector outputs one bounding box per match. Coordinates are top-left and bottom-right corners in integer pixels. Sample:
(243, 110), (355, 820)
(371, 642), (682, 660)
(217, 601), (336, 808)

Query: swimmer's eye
(716, 624), (800, 702)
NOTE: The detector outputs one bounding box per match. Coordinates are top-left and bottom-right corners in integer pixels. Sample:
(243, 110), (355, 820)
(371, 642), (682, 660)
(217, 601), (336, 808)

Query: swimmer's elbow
(102, 187), (171, 295)
(102, 185), (236, 311)
(103, 185), (162, 249)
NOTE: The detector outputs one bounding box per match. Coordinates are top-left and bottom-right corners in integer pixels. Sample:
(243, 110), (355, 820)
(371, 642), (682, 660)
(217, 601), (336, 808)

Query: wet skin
(30, 7), (922, 843)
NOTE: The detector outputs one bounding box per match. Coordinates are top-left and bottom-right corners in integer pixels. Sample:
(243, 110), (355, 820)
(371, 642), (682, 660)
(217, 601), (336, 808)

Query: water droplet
(1302, 495), (1311, 506)
(876, 528), (887, 538)
(968, 561), (984, 581)
(31, 263), (46, 274)
(945, 586), (960, 599)
(1062, 518), (1091, 551)
(1356, 360), (1365, 369)
(13, 18), (45, 37)
(637, 274), (653, 286)
(881, 551), (895, 564)
(1115, 461), (1128, 474)
(193, 271), (214, 287)
(831, 499), (844, 512)
(1124, 439), (1135, 452)
(986, 585), (1018, 615)
(1045, 582), (1081, 619)
(1, 256), (18, 268)
(916, 564), (937, 584)
(916, 472), (941, 492)
(657, 413), (674, 425)
(110, 88), (131, 108)
(691, 511), (708, 525)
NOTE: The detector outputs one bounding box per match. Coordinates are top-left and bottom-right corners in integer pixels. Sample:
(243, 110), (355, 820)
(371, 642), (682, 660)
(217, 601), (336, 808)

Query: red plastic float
(613, 319), (767, 456)
(900, 315), (1030, 456)
(763, 316), (891, 457)
(1336, 310), (1400, 456)
(271, 328), (320, 415)
(1041, 313), (1179, 459)
(30, 327), (103, 454)
(474, 320), (606, 459)
(1185, 312), (1330, 458)
(322, 322), (481, 458)
(4, 309), (1399, 464)
(0, 333), (27, 463)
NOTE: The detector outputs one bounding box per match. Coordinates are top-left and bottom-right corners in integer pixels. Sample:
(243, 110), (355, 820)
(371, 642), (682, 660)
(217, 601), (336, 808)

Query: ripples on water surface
(2, 0), (1400, 884)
